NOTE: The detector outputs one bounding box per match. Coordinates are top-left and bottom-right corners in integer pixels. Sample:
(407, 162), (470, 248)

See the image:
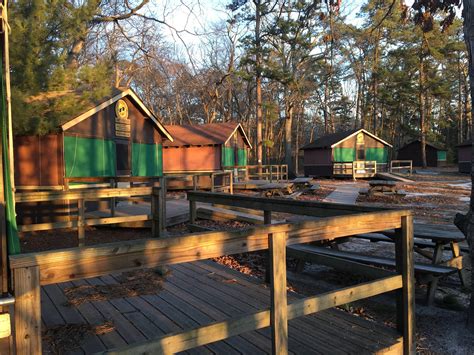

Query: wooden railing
(390, 160), (413, 176)
(15, 186), (166, 246)
(9, 192), (415, 354)
(165, 171), (233, 193)
(333, 161), (377, 179)
(223, 164), (288, 182)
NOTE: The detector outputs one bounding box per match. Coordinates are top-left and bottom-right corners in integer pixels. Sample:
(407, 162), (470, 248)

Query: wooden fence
(9, 192), (414, 354)
(333, 160), (377, 179)
(390, 160), (413, 176)
(165, 171), (233, 193)
(224, 164), (288, 182)
(15, 186), (166, 246)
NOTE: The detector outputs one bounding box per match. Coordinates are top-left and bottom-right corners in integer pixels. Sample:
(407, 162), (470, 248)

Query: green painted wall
(132, 143), (163, 176)
(64, 136), (116, 177)
(237, 148), (247, 166)
(365, 147), (389, 163)
(333, 147), (356, 162)
(222, 146), (235, 167)
(437, 150), (447, 161)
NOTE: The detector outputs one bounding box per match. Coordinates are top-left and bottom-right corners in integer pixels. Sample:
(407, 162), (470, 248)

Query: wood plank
(290, 244), (455, 276)
(14, 266), (41, 355)
(397, 215), (415, 354)
(287, 245), (394, 279)
(102, 270), (402, 355)
(269, 232), (288, 355)
(187, 191), (390, 216)
(16, 186), (154, 203)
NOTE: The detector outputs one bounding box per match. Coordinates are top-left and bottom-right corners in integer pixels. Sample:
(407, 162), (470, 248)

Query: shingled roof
(163, 122), (252, 148)
(300, 129), (392, 150)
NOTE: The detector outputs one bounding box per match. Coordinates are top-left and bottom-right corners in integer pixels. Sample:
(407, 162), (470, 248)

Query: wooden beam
(101, 275), (402, 355)
(18, 214), (151, 232)
(16, 186), (154, 203)
(269, 232), (288, 355)
(187, 191), (399, 217)
(395, 215), (415, 354)
(151, 187), (160, 238)
(14, 266), (41, 355)
(9, 210), (407, 286)
(77, 199), (85, 247)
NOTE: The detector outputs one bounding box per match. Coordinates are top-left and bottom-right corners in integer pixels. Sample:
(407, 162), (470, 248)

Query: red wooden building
(162, 122), (252, 173)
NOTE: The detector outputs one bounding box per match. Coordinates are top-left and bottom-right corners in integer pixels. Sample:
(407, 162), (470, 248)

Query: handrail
(390, 160), (413, 176)
(15, 185), (166, 245)
(9, 194), (415, 354)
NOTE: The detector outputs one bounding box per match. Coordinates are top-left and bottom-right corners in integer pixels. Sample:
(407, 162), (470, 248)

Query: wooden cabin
(397, 140), (447, 167)
(301, 129), (392, 178)
(457, 139), (471, 173)
(162, 122), (252, 173)
(14, 88), (173, 222)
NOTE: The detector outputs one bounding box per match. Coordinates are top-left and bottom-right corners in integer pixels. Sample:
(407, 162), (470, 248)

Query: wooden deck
(41, 260), (402, 354)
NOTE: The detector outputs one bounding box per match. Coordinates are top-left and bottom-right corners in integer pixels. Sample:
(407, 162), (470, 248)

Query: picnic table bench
(288, 221), (467, 306)
(351, 224), (467, 305)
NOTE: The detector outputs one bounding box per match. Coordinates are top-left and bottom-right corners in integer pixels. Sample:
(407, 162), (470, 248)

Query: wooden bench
(288, 244), (457, 305)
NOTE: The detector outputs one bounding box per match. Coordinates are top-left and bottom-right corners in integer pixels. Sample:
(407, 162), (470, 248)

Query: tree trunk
(455, 0), (474, 330)
(419, 37), (427, 168)
(255, 0), (263, 170)
(284, 97), (294, 177)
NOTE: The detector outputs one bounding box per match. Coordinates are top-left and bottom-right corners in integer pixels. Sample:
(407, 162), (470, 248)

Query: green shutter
(333, 148), (356, 162)
(222, 147), (235, 167)
(237, 148), (247, 166)
(64, 136), (116, 177)
(437, 150), (447, 161)
(132, 143), (163, 177)
(365, 147), (389, 163)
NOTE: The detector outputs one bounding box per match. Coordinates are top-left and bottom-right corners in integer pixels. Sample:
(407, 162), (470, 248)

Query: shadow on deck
(41, 260), (402, 354)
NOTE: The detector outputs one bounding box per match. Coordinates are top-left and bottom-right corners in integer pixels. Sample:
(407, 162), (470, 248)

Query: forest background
(8, 0), (469, 174)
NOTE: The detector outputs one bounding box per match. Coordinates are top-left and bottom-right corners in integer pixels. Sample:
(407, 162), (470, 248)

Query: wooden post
(77, 198), (85, 247)
(151, 187), (161, 238)
(395, 214), (415, 354)
(210, 173), (215, 192)
(189, 200), (196, 224)
(269, 231), (288, 355)
(160, 177), (167, 234)
(264, 211), (272, 284)
(14, 266), (41, 355)
(110, 178), (116, 217)
(229, 172), (233, 194)
(245, 166), (249, 181)
(193, 175), (198, 191)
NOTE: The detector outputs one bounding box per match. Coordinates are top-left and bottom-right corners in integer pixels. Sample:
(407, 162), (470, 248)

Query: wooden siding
(398, 142), (438, 167)
(14, 134), (64, 187)
(163, 146), (221, 172)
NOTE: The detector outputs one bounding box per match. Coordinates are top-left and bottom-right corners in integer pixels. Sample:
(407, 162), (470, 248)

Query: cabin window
(116, 140), (131, 175)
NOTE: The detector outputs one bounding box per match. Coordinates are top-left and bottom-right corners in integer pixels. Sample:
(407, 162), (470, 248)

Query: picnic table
(354, 223), (467, 305)
(257, 182), (294, 197)
(287, 218), (467, 306)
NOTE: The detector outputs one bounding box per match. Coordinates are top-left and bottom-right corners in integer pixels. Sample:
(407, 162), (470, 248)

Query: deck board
(41, 260), (402, 354)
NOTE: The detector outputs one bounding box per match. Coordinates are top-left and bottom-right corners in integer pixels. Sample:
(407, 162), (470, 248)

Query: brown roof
(163, 122), (251, 148)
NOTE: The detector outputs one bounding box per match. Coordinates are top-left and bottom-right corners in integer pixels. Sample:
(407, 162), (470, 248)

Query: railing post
(269, 231), (288, 355)
(151, 186), (162, 238)
(211, 173), (215, 192)
(229, 172), (233, 194)
(161, 177), (167, 234)
(395, 214), (415, 354)
(193, 175), (198, 191)
(77, 198), (85, 247)
(14, 266), (41, 355)
(110, 178), (116, 217)
(264, 211), (272, 283)
(189, 199), (196, 224)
